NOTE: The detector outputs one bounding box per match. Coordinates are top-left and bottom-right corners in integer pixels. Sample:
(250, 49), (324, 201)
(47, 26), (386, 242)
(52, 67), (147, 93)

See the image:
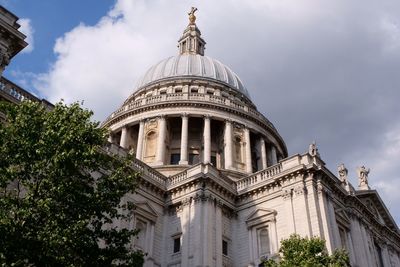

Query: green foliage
(262, 234), (350, 267)
(0, 101), (144, 266)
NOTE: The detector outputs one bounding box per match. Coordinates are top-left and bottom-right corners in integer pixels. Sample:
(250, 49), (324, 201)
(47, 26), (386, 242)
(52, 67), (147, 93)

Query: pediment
(335, 208), (351, 228)
(134, 201), (159, 222)
(246, 208), (277, 228)
(356, 190), (399, 232)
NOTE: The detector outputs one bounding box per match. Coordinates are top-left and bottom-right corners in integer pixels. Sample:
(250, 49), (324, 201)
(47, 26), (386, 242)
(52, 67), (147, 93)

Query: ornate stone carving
(145, 118), (158, 130)
(0, 46), (10, 69)
(337, 163), (348, 185)
(317, 183), (325, 195)
(182, 197), (192, 206)
(308, 141), (320, 157)
(282, 189), (292, 200)
(294, 186), (307, 196)
(357, 165), (370, 190)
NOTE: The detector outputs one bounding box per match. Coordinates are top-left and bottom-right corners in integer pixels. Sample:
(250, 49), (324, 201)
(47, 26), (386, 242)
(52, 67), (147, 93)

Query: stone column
(244, 127), (252, 173)
(155, 116), (166, 165)
(224, 120), (233, 170)
(179, 114), (189, 165)
(260, 138), (268, 169)
(203, 115), (211, 164)
(136, 120), (144, 160)
(271, 145), (278, 165)
(119, 126), (129, 149)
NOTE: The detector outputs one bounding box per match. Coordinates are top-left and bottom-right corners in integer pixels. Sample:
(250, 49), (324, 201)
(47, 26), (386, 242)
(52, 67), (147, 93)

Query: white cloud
(31, 0), (400, 222)
(18, 18), (34, 53)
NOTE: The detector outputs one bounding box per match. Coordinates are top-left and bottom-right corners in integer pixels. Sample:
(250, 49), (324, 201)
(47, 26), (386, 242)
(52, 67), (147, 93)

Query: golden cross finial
(188, 7), (198, 25)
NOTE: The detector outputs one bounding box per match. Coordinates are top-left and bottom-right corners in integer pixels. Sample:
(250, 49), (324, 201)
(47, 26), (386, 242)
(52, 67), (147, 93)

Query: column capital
(181, 112), (189, 118)
(203, 114), (211, 119)
(233, 121), (245, 129)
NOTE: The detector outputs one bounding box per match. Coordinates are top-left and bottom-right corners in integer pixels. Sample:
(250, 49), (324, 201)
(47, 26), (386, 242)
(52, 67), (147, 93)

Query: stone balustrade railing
(167, 163), (236, 192)
(105, 92), (276, 131)
(102, 143), (167, 189)
(0, 77), (39, 103)
(167, 169), (188, 187)
(101, 145), (325, 195)
(236, 163), (283, 192)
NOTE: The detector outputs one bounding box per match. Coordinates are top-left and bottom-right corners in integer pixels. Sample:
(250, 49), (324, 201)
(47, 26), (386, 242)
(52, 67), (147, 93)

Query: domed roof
(134, 54), (250, 98)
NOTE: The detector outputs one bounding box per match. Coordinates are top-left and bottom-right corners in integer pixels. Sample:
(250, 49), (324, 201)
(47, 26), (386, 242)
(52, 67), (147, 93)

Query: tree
(0, 101), (144, 266)
(263, 234), (350, 267)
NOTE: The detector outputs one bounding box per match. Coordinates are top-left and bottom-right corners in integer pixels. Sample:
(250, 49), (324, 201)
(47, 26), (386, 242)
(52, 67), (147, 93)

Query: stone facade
(103, 11), (400, 267)
(2, 5), (399, 267)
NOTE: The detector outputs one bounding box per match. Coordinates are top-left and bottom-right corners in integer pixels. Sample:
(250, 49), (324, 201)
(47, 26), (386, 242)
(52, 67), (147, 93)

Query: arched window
(144, 131), (157, 163)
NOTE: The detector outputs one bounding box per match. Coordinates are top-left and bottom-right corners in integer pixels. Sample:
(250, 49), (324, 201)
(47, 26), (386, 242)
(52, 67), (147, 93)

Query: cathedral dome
(134, 54), (250, 98)
(103, 8), (288, 177)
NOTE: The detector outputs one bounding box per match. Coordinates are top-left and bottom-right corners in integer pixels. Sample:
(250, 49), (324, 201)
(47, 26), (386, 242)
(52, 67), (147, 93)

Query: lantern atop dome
(178, 7), (206, 56)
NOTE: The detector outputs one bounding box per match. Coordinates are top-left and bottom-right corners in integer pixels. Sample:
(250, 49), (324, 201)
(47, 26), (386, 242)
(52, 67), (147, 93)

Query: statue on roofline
(357, 165), (370, 188)
(309, 141), (319, 157)
(338, 163), (348, 185)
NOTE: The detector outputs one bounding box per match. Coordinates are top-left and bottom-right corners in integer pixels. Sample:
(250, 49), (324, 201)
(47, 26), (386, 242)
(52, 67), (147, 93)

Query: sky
(2, 0), (400, 224)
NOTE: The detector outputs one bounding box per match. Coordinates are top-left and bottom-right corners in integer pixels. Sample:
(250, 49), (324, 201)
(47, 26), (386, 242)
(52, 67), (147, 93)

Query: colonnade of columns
(116, 114), (280, 172)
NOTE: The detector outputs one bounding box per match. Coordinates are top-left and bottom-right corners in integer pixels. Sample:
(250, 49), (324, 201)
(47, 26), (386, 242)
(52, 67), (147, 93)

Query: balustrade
(103, 91), (279, 140)
(236, 163), (282, 191)
(0, 78), (39, 103)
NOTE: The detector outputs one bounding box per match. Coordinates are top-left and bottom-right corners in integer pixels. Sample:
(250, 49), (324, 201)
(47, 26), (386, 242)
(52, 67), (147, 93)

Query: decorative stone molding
(145, 118), (158, 130)
(281, 189), (292, 200)
(294, 185), (307, 196)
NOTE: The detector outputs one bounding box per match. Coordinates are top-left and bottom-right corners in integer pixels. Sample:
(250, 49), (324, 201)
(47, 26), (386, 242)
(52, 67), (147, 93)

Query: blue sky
(1, 0), (114, 81)
(2, 0), (400, 226)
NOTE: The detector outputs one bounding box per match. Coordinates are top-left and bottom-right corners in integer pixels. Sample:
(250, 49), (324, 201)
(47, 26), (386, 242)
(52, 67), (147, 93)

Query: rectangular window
(222, 240), (228, 256)
(170, 153), (180, 165)
(259, 227), (270, 256)
(175, 88), (182, 93)
(159, 90), (167, 95)
(191, 88), (198, 93)
(173, 237), (181, 253)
